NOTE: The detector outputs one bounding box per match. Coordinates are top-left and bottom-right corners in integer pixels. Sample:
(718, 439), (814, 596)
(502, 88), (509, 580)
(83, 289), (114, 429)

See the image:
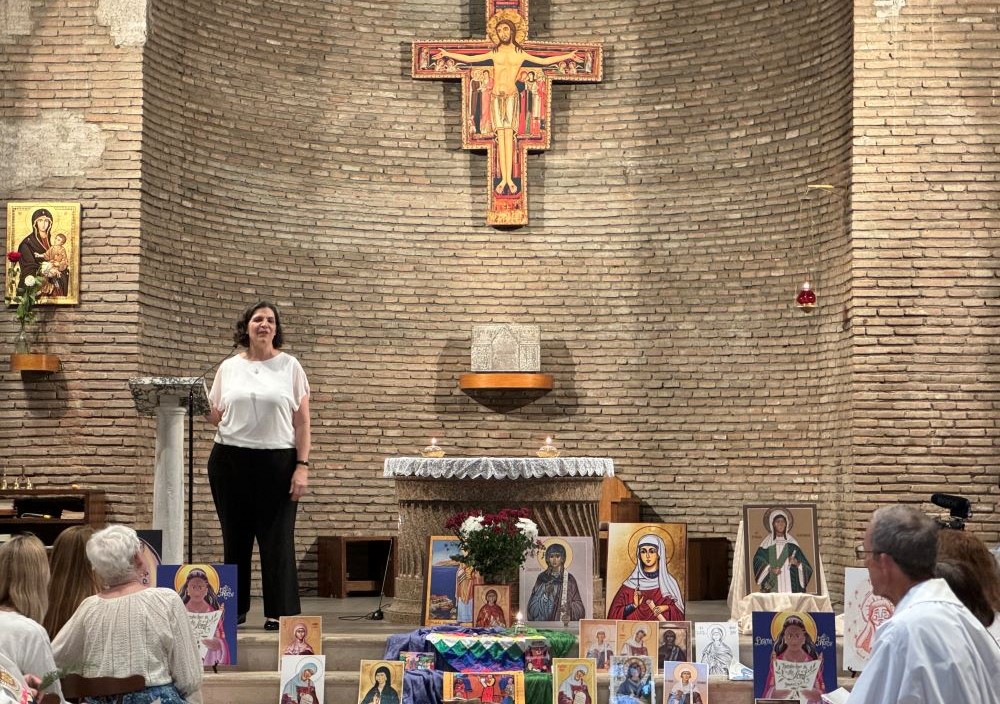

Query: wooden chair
(60, 674), (146, 704)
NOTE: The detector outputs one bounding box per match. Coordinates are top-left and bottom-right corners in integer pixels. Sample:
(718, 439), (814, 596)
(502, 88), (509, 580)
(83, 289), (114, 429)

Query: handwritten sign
(188, 610), (222, 661)
(774, 658), (821, 694)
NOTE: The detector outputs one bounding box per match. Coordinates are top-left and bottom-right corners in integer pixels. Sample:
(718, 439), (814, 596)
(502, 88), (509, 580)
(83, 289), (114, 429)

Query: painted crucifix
(413, 0), (602, 226)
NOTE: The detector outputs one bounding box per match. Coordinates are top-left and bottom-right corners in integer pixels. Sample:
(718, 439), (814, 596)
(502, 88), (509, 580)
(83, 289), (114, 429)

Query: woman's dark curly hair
(234, 301), (283, 348)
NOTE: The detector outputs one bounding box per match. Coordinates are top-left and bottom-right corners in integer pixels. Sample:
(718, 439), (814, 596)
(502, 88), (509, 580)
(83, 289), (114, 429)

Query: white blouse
(0, 610), (63, 701)
(51, 588), (202, 704)
(209, 352), (310, 449)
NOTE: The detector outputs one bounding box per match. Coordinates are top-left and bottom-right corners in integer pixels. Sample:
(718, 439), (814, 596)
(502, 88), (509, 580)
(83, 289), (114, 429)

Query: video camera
(931, 493), (971, 530)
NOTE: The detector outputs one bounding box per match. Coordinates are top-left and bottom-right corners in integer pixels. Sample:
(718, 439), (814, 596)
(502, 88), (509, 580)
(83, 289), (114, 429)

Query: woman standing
(0, 534), (62, 702)
(207, 301), (311, 630)
(52, 525), (202, 704)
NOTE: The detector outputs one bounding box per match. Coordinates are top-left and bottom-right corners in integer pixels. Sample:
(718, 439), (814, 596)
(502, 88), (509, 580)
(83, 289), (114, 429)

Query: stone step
(204, 670), (743, 704)
(234, 632), (393, 671)
(203, 670), (857, 704)
(231, 630), (849, 679)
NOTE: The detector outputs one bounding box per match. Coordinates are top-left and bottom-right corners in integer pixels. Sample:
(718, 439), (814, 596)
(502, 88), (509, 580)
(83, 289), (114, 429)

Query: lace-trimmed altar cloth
(383, 456), (614, 480)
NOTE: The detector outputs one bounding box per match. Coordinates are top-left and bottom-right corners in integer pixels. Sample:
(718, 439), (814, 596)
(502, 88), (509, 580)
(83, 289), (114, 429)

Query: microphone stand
(367, 537), (393, 620)
(340, 537), (394, 622)
(187, 344), (238, 563)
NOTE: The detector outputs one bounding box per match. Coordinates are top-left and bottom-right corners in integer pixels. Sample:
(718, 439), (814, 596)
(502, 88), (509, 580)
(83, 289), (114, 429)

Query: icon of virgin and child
(607, 525), (685, 621)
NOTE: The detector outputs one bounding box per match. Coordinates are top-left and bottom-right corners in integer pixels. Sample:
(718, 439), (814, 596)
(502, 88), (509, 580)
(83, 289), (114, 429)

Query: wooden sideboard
(0, 489), (106, 545)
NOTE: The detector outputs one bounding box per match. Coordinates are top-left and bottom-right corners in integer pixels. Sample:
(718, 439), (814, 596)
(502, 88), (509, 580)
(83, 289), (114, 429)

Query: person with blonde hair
(0, 533), (62, 701)
(52, 525), (203, 704)
(43, 525), (99, 639)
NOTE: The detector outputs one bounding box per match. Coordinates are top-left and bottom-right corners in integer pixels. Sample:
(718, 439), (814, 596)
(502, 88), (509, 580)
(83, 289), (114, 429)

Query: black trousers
(208, 442), (300, 619)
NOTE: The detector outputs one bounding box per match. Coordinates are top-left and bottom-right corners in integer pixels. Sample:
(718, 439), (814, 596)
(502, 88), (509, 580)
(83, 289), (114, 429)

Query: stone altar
(383, 456), (614, 624)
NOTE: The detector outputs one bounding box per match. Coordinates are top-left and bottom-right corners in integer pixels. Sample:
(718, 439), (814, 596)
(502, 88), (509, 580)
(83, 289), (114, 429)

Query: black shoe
(264, 619), (280, 631)
(237, 613), (247, 626)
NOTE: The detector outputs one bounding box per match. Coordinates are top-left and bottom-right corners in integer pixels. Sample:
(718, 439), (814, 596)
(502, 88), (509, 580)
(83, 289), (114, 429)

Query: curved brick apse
(136, 0), (855, 584)
(4, 0), (997, 602)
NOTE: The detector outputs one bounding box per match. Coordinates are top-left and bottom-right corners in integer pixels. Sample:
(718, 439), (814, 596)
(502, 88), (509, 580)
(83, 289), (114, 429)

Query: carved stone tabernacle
(471, 324), (540, 372)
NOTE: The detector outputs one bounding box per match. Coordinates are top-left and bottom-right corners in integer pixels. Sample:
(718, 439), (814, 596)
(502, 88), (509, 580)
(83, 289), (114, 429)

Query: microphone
(191, 342), (240, 397)
(931, 493), (971, 520)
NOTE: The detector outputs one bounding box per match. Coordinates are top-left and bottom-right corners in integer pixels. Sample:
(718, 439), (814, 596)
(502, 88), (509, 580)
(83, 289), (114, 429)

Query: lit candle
(545, 436), (553, 446)
(431, 437), (438, 446)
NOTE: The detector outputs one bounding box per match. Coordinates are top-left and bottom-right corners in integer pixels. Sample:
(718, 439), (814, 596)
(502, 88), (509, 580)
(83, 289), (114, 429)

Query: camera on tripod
(931, 493), (971, 530)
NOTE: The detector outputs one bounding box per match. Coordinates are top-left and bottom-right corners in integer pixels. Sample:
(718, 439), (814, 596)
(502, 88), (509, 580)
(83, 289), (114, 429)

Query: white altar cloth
(383, 456), (614, 480)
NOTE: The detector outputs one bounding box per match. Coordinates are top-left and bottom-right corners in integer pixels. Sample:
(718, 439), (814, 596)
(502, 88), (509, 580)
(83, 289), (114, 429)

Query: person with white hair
(849, 505), (1000, 703)
(52, 525), (203, 704)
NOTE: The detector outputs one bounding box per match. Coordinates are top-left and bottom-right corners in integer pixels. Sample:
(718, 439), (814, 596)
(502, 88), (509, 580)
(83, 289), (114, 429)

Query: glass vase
(13, 323), (31, 354)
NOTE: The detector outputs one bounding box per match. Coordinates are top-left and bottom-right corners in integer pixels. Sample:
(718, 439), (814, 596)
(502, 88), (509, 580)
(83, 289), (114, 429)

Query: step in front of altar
(232, 629), (848, 679)
(234, 632), (392, 670)
(204, 670), (858, 704)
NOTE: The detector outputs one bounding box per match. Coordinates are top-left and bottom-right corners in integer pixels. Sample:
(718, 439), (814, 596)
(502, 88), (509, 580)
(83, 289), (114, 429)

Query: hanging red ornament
(796, 281), (817, 311)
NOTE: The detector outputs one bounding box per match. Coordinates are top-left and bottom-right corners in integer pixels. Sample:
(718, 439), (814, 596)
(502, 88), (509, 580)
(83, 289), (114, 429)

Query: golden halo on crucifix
(535, 537), (574, 570)
(486, 9), (528, 47)
(626, 526), (676, 567)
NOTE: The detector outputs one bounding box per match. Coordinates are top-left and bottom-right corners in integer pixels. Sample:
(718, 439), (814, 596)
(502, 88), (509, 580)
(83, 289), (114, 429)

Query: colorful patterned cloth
(384, 625), (577, 704)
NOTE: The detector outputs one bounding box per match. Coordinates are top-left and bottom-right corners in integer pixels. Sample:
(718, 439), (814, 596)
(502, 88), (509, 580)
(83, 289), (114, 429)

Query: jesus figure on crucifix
(435, 11), (581, 197)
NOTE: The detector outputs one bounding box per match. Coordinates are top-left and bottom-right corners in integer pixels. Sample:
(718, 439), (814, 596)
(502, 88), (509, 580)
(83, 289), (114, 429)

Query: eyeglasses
(855, 545), (881, 561)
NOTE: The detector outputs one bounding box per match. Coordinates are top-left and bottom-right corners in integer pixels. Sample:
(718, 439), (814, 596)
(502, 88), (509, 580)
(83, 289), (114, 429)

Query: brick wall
(2, 0), (995, 602)
(0, 0), (153, 525)
(136, 0), (855, 594)
(851, 0), (1000, 547)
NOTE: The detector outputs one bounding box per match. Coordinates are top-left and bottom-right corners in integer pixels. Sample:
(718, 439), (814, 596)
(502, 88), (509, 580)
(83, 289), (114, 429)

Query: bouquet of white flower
(445, 507), (543, 583)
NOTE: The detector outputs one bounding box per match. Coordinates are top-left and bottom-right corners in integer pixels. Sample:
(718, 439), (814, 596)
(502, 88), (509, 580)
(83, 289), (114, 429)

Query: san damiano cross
(413, 0), (602, 226)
